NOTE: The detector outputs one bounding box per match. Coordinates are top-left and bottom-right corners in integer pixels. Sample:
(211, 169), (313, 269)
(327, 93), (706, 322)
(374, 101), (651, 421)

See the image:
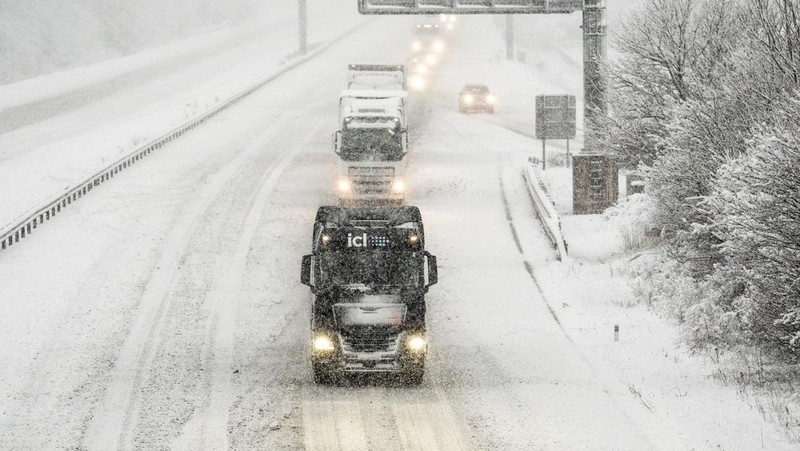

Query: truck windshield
(319, 252), (421, 287)
(340, 128), (404, 162)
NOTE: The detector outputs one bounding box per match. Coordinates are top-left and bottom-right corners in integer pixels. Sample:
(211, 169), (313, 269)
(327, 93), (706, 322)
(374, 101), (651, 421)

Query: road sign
(535, 95), (576, 140)
(358, 0), (583, 14)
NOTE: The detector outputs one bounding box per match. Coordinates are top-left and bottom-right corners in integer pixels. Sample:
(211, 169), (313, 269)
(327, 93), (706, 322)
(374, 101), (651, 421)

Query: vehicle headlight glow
(406, 335), (426, 352)
(432, 40), (445, 52)
(446, 23), (454, 30)
(412, 41), (422, 51)
(415, 63), (427, 74)
(337, 179), (351, 192)
(425, 54), (436, 65)
(463, 94), (474, 104)
(321, 233), (331, 245)
(487, 95), (496, 104)
(313, 335), (335, 352)
(410, 76), (426, 91)
(408, 234), (419, 244)
(392, 179), (406, 193)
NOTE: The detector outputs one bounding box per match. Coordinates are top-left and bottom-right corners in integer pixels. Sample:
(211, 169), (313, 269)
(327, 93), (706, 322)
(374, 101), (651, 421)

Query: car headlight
(425, 54), (436, 65)
(337, 178), (351, 193)
(409, 76), (426, 91)
(412, 41), (422, 51)
(406, 335), (426, 352)
(391, 179), (406, 193)
(462, 94), (474, 104)
(313, 335), (335, 352)
(432, 40), (445, 52)
(415, 63), (427, 74)
(487, 95), (496, 104)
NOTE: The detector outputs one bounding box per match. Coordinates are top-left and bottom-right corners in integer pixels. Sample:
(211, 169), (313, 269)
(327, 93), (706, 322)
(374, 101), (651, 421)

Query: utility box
(573, 153), (617, 214)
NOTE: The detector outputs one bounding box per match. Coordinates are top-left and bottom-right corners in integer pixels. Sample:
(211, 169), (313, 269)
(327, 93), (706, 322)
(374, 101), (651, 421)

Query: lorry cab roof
(315, 206), (422, 226)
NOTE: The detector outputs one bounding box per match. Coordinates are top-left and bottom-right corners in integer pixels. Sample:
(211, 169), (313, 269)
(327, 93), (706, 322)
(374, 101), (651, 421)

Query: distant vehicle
(346, 64), (406, 91)
(412, 23), (445, 54)
(459, 84), (495, 114)
(301, 206), (438, 385)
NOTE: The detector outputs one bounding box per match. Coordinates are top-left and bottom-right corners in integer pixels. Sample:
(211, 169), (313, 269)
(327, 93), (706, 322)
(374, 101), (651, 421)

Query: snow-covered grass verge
(534, 166), (800, 443)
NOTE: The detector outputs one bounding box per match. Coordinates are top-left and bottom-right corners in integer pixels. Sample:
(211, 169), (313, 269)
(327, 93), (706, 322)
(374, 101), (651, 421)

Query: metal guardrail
(0, 25), (366, 253)
(522, 159), (568, 261)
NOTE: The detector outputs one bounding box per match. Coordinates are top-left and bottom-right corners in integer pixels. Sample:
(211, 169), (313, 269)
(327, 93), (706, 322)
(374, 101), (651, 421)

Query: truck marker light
(408, 234), (419, 244)
(313, 335), (335, 352)
(406, 336), (426, 351)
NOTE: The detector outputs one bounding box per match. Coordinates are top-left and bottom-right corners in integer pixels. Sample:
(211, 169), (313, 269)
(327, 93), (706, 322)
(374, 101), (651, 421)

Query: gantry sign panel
(358, 0), (583, 14)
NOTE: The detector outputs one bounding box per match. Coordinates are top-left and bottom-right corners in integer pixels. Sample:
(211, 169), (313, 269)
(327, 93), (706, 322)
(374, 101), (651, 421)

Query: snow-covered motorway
(0, 11), (792, 451)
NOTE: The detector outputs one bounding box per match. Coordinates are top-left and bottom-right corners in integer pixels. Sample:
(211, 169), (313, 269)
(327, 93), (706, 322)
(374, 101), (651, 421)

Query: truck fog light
(406, 336), (426, 352)
(337, 179), (351, 193)
(392, 179), (406, 193)
(313, 335), (335, 352)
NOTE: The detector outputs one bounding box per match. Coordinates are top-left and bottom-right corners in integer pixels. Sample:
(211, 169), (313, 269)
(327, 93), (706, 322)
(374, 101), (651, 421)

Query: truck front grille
(340, 332), (400, 354)
(348, 167), (394, 194)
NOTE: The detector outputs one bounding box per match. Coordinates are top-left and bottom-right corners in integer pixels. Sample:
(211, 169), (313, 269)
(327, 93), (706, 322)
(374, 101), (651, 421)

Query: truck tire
(312, 362), (334, 385)
(403, 367), (424, 385)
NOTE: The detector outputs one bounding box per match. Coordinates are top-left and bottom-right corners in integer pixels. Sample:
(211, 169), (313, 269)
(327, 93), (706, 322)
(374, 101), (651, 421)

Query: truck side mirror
(301, 254), (313, 287)
(425, 252), (437, 287)
(333, 130), (342, 154)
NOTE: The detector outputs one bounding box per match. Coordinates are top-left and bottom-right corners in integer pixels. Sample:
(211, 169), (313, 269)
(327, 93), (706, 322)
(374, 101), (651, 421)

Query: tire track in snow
(189, 124), (321, 449)
(82, 114), (299, 450)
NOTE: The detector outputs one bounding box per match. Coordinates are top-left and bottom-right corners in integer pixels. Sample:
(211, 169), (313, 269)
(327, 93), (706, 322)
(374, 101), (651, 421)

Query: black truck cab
(301, 206), (437, 384)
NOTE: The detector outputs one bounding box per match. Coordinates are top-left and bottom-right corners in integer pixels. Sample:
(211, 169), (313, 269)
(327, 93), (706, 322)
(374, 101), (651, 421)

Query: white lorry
(334, 65), (410, 203)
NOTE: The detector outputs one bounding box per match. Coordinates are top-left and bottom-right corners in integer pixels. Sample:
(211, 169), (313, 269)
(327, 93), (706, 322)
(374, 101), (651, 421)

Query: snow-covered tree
(703, 97), (800, 361)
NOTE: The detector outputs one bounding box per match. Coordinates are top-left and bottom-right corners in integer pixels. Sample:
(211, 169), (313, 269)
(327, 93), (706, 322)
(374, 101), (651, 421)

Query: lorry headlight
(337, 179), (351, 193)
(391, 179), (406, 193)
(409, 76), (426, 91)
(406, 335), (426, 352)
(313, 335), (335, 352)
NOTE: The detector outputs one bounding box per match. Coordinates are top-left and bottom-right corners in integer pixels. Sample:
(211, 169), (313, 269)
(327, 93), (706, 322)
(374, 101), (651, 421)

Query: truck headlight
(406, 335), (426, 352)
(391, 179), (406, 193)
(313, 335), (335, 352)
(409, 76), (426, 91)
(337, 179), (351, 193)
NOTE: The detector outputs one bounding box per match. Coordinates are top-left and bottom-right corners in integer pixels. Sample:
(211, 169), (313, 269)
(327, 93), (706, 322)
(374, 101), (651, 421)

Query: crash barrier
(523, 158), (568, 261)
(0, 23), (367, 254)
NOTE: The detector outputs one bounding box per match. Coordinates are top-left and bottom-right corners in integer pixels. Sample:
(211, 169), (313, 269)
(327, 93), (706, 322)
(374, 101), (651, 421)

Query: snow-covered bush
(702, 98), (800, 361)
